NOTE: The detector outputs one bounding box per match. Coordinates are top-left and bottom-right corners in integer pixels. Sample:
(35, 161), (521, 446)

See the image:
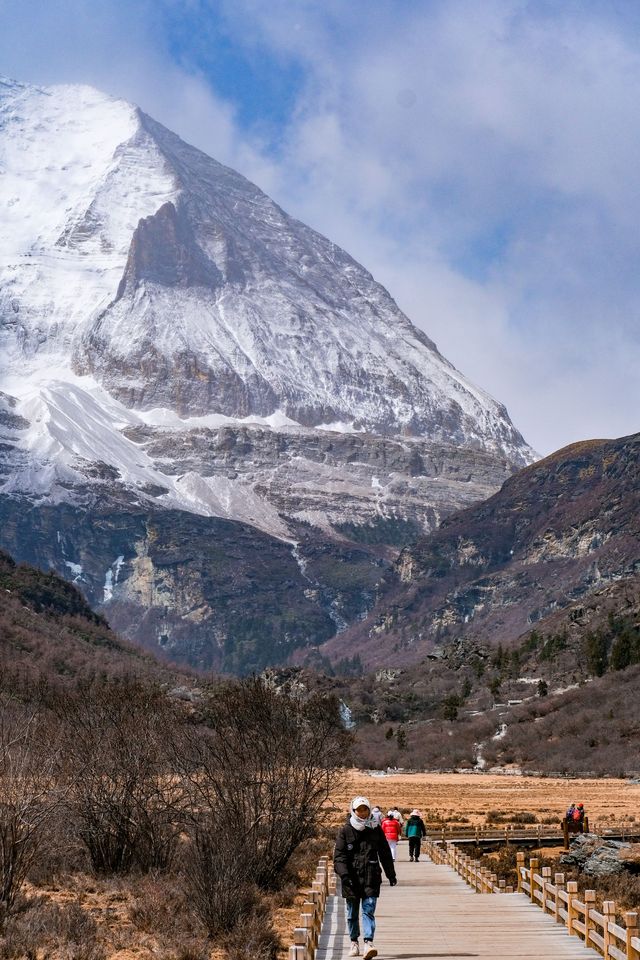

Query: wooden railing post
(293, 927), (311, 960)
(516, 852), (525, 893)
(563, 818), (569, 849)
(529, 858), (539, 904)
(584, 890), (596, 947)
(301, 904), (317, 951)
(566, 881), (578, 936)
(625, 912), (639, 960)
(554, 873), (565, 922)
(603, 901), (616, 957)
(541, 867), (551, 914)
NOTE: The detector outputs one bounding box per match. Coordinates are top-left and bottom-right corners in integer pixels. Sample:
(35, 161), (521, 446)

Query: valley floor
(331, 770), (640, 826)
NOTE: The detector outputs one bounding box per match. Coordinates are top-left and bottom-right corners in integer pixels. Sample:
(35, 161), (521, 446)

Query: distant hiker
(381, 810), (402, 860)
(391, 806), (404, 827)
(371, 805), (383, 826)
(334, 796), (397, 960)
(573, 803), (585, 832)
(566, 803), (576, 821)
(405, 809), (427, 862)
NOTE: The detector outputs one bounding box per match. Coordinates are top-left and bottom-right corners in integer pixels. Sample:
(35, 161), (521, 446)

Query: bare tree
(176, 677), (351, 897)
(0, 694), (61, 927)
(59, 678), (186, 874)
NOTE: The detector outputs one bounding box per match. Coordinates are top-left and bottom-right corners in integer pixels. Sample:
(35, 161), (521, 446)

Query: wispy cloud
(2, 0), (639, 453)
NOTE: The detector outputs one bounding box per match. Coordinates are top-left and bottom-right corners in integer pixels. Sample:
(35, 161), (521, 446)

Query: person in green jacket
(405, 809), (427, 861)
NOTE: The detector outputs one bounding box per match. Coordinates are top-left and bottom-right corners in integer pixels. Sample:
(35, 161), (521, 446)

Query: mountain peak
(1, 78), (535, 481)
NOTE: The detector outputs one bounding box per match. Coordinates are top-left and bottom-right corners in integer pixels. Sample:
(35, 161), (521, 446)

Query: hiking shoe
(349, 943), (360, 957)
(363, 945), (377, 960)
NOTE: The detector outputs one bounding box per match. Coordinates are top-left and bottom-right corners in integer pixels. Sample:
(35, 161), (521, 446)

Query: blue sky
(2, 0), (640, 454)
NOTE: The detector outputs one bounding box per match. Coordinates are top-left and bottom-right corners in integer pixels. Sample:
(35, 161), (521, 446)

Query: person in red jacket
(381, 810), (402, 860)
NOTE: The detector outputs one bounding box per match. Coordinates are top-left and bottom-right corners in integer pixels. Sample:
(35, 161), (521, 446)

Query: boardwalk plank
(318, 844), (599, 959)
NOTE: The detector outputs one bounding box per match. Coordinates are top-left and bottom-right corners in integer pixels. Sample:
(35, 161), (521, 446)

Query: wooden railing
(425, 837), (514, 893)
(516, 853), (640, 960)
(288, 855), (335, 960)
(424, 838), (640, 959)
(423, 818), (640, 844)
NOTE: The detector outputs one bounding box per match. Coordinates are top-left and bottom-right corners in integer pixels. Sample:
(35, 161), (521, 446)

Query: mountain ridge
(319, 430), (640, 668)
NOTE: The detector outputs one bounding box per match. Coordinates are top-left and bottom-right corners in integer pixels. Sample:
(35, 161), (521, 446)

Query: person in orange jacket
(381, 810), (402, 860)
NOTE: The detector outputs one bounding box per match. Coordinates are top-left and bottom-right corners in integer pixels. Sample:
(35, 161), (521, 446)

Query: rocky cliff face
(0, 492), (346, 673)
(0, 77), (535, 671)
(320, 433), (640, 667)
(0, 394), (517, 671)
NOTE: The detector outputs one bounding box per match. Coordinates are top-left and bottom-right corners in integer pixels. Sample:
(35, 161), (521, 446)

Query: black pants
(409, 837), (421, 860)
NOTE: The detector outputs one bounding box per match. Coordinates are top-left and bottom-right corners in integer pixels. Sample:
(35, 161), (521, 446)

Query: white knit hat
(351, 796), (371, 811)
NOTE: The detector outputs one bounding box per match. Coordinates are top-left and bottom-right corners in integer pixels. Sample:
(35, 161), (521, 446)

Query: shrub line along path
(318, 842), (598, 959)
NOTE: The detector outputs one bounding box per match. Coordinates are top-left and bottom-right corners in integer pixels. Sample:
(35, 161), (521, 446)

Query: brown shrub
(128, 872), (204, 940)
(0, 899), (105, 960)
(222, 904), (280, 960)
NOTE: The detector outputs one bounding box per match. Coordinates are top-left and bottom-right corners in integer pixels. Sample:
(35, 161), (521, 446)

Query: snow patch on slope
(1, 364), (295, 541)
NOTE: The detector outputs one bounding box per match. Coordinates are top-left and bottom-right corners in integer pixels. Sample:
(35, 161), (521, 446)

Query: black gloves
(389, 877), (398, 886)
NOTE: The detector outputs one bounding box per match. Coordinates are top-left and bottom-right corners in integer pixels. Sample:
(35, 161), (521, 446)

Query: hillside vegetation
(0, 552), (349, 960)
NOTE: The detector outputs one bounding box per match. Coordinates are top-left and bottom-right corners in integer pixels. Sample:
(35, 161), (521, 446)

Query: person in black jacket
(334, 796), (397, 959)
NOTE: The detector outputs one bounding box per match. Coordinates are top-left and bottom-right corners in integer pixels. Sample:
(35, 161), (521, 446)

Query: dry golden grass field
(331, 770), (640, 826)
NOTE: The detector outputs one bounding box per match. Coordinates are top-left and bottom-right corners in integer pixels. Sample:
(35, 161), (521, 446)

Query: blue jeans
(346, 896), (377, 941)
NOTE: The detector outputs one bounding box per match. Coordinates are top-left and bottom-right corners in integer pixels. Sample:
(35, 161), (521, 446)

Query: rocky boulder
(561, 834), (640, 877)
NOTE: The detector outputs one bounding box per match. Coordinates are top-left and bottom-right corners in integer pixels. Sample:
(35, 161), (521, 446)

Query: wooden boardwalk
(317, 844), (598, 959)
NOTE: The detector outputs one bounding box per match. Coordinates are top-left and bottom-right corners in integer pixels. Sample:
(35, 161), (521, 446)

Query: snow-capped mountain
(0, 77), (536, 671)
(1, 77), (533, 455)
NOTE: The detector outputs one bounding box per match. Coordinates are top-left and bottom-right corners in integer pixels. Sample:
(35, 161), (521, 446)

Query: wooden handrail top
(608, 920), (627, 940)
(608, 946), (627, 960)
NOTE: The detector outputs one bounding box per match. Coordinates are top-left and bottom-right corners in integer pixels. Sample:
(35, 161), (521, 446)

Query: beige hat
(351, 796), (371, 811)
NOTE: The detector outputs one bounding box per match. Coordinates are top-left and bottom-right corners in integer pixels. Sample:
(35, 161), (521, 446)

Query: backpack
(572, 808), (582, 821)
